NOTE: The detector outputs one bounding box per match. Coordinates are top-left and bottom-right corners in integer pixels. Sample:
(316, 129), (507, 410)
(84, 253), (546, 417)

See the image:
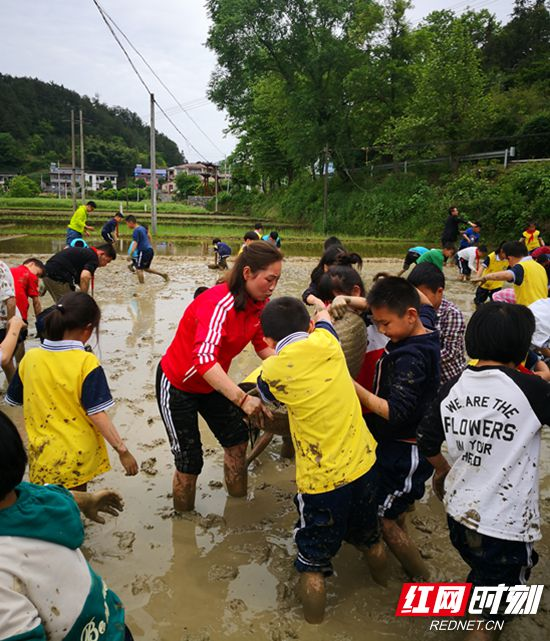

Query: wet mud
(2, 253), (549, 641)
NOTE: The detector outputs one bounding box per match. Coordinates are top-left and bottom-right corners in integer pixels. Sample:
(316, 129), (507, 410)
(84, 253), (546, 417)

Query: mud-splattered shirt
(6, 340), (113, 487)
(258, 321), (377, 494)
(417, 365), (550, 542)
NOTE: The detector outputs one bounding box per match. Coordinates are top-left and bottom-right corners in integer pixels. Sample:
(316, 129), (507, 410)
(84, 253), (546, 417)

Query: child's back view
(257, 297), (383, 623)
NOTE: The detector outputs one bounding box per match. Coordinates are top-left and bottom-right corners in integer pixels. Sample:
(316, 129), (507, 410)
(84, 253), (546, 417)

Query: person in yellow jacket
(66, 201), (96, 246)
(475, 241), (548, 307)
(473, 242), (509, 307)
(520, 221), (544, 253)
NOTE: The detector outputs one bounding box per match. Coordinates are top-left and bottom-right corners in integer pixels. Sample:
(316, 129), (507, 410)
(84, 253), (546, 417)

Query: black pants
(156, 363), (248, 474)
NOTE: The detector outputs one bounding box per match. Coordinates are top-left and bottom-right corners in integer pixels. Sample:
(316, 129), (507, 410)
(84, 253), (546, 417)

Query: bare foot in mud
(224, 442), (248, 497)
(299, 572), (326, 624)
(172, 470), (197, 512)
(381, 516), (430, 580)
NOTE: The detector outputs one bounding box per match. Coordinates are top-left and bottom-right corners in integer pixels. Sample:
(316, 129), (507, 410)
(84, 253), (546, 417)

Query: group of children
(1, 206), (550, 640)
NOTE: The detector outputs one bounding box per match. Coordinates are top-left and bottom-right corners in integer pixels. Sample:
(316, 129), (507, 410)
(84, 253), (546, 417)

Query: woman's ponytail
(44, 292), (101, 341)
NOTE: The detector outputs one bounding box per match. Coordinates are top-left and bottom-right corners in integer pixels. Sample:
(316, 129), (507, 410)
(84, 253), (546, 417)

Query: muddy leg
(173, 470), (197, 511)
(298, 572), (326, 624)
(136, 269), (145, 284)
(357, 541), (389, 587)
(381, 516), (429, 579)
(279, 435), (295, 459)
(224, 442), (248, 497)
(144, 267), (169, 282)
(245, 431), (273, 466)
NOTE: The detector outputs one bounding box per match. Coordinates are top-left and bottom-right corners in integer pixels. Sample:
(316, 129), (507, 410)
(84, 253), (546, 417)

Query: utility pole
(150, 93), (157, 235)
(323, 144), (329, 235)
(79, 109), (85, 201)
(70, 109), (77, 211)
(214, 163), (218, 213)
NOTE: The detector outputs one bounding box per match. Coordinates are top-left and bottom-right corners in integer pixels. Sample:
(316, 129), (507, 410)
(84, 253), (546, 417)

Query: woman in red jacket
(157, 242), (283, 511)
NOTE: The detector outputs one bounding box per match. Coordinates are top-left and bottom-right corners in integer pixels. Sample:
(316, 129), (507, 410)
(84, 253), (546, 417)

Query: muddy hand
(84, 490), (124, 524)
(119, 450), (139, 476)
(242, 395), (272, 430)
(329, 295), (348, 320)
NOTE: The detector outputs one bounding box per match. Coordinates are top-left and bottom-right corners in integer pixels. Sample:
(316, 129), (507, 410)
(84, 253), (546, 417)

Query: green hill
(0, 74), (184, 179)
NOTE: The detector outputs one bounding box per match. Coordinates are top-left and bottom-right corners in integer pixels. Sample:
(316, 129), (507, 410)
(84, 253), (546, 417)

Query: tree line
(206, 0), (550, 189)
(0, 74), (184, 179)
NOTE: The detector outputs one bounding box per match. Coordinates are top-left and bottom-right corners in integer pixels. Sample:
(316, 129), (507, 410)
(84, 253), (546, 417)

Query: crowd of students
(1, 204), (549, 641)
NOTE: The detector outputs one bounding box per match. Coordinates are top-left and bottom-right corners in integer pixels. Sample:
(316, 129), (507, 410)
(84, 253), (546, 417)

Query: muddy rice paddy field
(2, 253), (549, 641)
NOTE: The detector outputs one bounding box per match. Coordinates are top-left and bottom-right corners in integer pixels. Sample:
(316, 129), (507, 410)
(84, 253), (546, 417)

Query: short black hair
(472, 221), (482, 228)
(478, 245), (488, 254)
(318, 265), (366, 300)
(114, 212), (124, 218)
(269, 231), (279, 240)
(367, 276), (420, 315)
(212, 238), (221, 245)
(324, 236), (343, 251)
(125, 215), (137, 224)
(503, 240), (528, 258)
(466, 303), (535, 365)
(244, 231), (258, 241)
(194, 286), (209, 299)
(23, 257), (45, 271)
(261, 296), (310, 342)
(95, 243), (117, 259)
(448, 206), (458, 214)
(0, 411), (27, 501)
(86, 201), (97, 209)
(254, 222), (263, 230)
(443, 242), (456, 252)
(408, 263), (445, 293)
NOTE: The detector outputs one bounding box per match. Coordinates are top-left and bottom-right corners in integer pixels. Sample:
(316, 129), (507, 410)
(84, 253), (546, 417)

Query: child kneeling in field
(417, 303), (550, 640)
(257, 297), (385, 624)
(0, 411), (133, 641)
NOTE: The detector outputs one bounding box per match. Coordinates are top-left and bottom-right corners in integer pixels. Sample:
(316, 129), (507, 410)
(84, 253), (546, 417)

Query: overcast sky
(1, 0), (516, 164)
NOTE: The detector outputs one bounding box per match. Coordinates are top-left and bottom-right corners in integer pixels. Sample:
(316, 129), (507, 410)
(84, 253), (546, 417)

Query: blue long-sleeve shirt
(368, 305), (441, 443)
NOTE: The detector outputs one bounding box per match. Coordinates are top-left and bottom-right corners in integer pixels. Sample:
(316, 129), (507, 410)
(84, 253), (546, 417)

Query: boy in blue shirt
(102, 212), (124, 243)
(459, 222), (482, 249)
(125, 215), (168, 283)
(354, 276), (440, 580)
(212, 237), (232, 269)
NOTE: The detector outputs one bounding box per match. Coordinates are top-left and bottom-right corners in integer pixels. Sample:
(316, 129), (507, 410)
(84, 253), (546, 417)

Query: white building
(49, 163), (118, 195)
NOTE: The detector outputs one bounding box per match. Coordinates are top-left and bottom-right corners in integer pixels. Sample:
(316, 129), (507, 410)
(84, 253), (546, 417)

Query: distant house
(133, 164), (167, 188)
(49, 163), (118, 195)
(0, 173), (17, 191)
(162, 162), (229, 195)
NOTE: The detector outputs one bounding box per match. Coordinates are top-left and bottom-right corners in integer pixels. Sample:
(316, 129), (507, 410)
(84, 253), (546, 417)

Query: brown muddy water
(1, 252), (549, 641)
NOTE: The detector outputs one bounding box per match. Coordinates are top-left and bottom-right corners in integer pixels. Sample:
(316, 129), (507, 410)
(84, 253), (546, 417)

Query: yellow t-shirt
(68, 205), (88, 233)
(523, 230), (541, 253)
(259, 322), (376, 494)
(481, 252), (509, 291)
(6, 340), (113, 487)
(514, 258), (548, 307)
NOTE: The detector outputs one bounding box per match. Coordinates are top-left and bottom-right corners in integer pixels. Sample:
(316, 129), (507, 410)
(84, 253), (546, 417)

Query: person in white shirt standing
(417, 302), (550, 639)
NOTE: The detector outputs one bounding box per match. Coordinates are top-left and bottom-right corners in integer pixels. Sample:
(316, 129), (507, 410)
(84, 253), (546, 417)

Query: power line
(91, 0), (210, 162)
(93, 0), (226, 158)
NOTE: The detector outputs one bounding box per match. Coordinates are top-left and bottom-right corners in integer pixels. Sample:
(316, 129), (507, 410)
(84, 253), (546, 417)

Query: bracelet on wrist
(238, 393), (248, 408)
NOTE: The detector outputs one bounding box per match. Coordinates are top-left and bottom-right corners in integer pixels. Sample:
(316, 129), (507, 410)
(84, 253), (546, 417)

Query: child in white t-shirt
(417, 302), (550, 638)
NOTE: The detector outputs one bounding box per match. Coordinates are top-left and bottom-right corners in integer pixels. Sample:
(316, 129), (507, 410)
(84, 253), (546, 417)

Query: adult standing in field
(66, 201), (96, 246)
(156, 242), (283, 512)
(125, 215), (168, 283)
(43, 245), (116, 302)
(440, 206), (473, 246)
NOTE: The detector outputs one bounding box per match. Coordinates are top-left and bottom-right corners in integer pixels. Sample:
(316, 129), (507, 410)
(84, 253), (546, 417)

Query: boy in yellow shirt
(521, 221), (544, 253)
(257, 297), (384, 624)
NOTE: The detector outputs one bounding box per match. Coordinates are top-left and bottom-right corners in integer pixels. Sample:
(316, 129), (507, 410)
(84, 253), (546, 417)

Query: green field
(0, 197), (207, 214)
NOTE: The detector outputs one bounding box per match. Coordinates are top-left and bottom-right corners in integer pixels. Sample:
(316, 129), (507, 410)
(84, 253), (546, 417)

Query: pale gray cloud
(1, 0), (516, 164)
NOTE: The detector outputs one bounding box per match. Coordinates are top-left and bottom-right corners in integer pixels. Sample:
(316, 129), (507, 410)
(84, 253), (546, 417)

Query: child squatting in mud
(257, 296), (386, 624)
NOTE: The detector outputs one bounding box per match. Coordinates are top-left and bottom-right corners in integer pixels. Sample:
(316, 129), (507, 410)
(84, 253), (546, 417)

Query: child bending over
(354, 277), (440, 579)
(6, 292), (138, 490)
(417, 303), (550, 640)
(257, 297), (384, 623)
